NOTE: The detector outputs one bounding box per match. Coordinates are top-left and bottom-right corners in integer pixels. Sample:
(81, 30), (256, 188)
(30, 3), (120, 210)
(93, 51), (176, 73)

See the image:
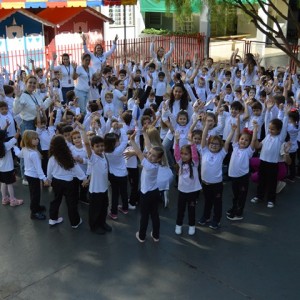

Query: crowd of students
(0, 37), (299, 242)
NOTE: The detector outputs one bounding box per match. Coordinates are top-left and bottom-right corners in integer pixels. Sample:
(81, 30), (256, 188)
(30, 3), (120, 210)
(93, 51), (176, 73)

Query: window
(109, 6), (135, 27)
(175, 16), (193, 33)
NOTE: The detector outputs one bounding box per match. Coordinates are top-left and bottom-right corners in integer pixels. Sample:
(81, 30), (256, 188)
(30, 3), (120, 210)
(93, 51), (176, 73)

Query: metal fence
(0, 33), (206, 75)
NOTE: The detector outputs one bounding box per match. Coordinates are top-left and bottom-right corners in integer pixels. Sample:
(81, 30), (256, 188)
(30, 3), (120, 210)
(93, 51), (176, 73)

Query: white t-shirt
(0, 138), (17, 172)
(140, 158), (159, 194)
(113, 89), (125, 117)
(36, 126), (55, 151)
(88, 152), (109, 193)
(59, 64), (75, 88)
(75, 66), (93, 92)
(177, 159), (202, 193)
(71, 145), (88, 173)
(201, 147), (227, 183)
(228, 143), (254, 178)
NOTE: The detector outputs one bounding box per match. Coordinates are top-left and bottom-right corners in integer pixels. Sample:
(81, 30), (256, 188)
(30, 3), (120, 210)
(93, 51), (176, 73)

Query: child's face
(225, 75), (231, 81)
(87, 132), (95, 141)
(173, 86), (183, 99)
(235, 92), (242, 99)
(226, 87), (232, 94)
(149, 67), (155, 73)
(63, 132), (72, 142)
(238, 133), (250, 149)
(208, 139), (221, 153)
(37, 71), (43, 78)
(40, 84), (46, 92)
(252, 108), (262, 117)
(119, 74), (126, 80)
(202, 68), (208, 75)
(32, 136), (39, 146)
(269, 123), (280, 136)
(158, 76), (164, 82)
(66, 115), (74, 124)
(105, 96), (113, 104)
(249, 90), (255, 98)
(177, 115), (187, 126)
(236, 70), (241, 78)
(72, 133), (82, 147)
(40, 122), (46, 129)
(206, 116), (215, 129)
(92, 142), (104, 155)
(142, 119), (151, 128)
(181, 148), (191, 163)
(53, 80), (59, 87)
(198, 79), (205, 87)
(149, 96), (155, 102)
(230, 107), (240, 117)
(0, 106), (8, 115)
(192, 134), (202, 145)
(147, 148), (161, 163)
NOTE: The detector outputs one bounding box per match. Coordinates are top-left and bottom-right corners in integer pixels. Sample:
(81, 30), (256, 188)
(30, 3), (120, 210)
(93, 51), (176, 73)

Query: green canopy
(140, 0), (201, 13)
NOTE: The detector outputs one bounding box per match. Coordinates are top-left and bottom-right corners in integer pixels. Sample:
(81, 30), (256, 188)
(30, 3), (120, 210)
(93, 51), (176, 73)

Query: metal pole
(123, 5), (127, 60)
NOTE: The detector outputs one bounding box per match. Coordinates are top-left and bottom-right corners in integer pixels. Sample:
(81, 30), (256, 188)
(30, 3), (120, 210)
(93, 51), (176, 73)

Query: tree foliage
(166, 0), (300, 67)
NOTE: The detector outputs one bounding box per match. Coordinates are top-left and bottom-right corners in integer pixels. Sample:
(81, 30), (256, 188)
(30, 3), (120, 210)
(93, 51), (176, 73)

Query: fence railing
(0, 33), (206, 75)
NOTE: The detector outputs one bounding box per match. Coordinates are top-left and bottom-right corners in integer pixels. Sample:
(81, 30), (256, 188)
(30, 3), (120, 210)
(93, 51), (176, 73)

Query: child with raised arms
(227, 117), (258, 221)
(129, 131), (164, 243)
(198, 120), (235, 229)
(174, 130), (201, 236)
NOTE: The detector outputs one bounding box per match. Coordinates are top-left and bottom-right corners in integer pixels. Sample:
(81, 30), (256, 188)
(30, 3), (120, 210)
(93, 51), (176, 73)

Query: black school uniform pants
(89, 191), (109, 231)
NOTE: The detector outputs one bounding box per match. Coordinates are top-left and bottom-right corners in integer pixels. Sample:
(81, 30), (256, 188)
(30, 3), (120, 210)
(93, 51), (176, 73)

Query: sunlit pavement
(0, 175), (299, 300)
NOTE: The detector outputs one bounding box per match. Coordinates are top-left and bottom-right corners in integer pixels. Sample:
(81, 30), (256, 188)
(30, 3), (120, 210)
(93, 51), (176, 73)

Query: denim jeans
(74, 88), (89, 114)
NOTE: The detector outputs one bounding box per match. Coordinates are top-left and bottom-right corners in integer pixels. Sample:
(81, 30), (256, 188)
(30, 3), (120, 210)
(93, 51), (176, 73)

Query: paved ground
(0, 175), (299, 300)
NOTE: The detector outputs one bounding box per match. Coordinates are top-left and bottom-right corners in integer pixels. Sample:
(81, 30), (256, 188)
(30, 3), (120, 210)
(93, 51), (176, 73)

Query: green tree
(166, 0), (300, 67)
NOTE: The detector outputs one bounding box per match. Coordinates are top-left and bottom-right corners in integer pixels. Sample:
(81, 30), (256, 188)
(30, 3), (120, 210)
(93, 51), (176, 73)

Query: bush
(141, 28), (199, 36)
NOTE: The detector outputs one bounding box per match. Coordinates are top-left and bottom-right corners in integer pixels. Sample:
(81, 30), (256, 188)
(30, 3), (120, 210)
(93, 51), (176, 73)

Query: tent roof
(36, 7), (113, 26)
(0, 8), (54, 25)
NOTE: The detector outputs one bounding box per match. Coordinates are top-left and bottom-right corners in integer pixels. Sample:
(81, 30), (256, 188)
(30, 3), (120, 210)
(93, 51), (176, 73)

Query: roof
(36, 7), (113, 26)
(0, 8), (54, 26)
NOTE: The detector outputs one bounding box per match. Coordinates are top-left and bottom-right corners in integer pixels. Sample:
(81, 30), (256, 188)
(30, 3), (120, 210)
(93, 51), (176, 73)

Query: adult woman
(58, 53), (75, 103)
(82, 34), (118, 73)
(72, 53), (94, 114)
(113, 80), (128, 117)
(150, 36), (175, 71)
(13, 75), (53, 184)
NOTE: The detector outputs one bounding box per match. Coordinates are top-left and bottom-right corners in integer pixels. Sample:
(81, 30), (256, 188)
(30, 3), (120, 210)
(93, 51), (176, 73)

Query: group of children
(0, 41), (300, 242)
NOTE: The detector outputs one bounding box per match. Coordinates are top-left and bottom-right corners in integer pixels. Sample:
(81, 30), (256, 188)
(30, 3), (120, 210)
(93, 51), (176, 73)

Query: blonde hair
(146, 126), (168, 166)
(21, 130), (38, 149)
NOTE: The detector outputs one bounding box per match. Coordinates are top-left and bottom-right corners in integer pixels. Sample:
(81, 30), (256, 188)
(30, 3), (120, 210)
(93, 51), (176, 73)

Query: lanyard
(24, 91), (39, 106)
(84, 67), (90, 86)
(64, 65), (70, 77)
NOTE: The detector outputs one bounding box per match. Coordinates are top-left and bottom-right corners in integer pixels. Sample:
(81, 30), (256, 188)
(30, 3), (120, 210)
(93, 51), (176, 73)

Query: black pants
(50, 178), (80, 226)
(73, 178), (89, 203)
(297, 141), (300, 176)
(127, 167), (139, 206)
(138, 189), (160, 240)
(26, 176), (41, 214)
(109, 173), (128, 214)
(257, 160), (278, 203)
(40, 150), (49, 177)
(155, 95), (163, 107)
(202, 182), (223, 223)
(176, 191), (198, 226)
(89, 191), (109, 231)
(231, 174), (249, 216)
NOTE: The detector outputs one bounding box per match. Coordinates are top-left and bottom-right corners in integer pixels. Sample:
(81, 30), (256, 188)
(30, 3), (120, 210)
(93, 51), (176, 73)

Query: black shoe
(38, 205), (46, 212)
(226, 208), (234, 216)
(31, 212), (46, 220)
(92, 227), (106, 235)
(227, 214), (244, 221)
(80, 199), (89, 205)
(102, 223), (112, 232)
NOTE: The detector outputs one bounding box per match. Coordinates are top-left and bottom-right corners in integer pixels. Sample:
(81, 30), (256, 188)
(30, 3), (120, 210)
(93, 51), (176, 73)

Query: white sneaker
(267, 202), (274, 208)
(250, 197), (260, 203)
(128, 203), (136, 210)
(188, 226), (195, 236)
(49, 217), (63, 226)
(22, 179), (28, 186)
(276, 181), (286, 194)
(175, 225), (182, 235)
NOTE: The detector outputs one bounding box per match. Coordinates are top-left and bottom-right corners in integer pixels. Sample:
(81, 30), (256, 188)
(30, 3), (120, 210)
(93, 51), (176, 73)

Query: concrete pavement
(0, 176), (299, 300)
